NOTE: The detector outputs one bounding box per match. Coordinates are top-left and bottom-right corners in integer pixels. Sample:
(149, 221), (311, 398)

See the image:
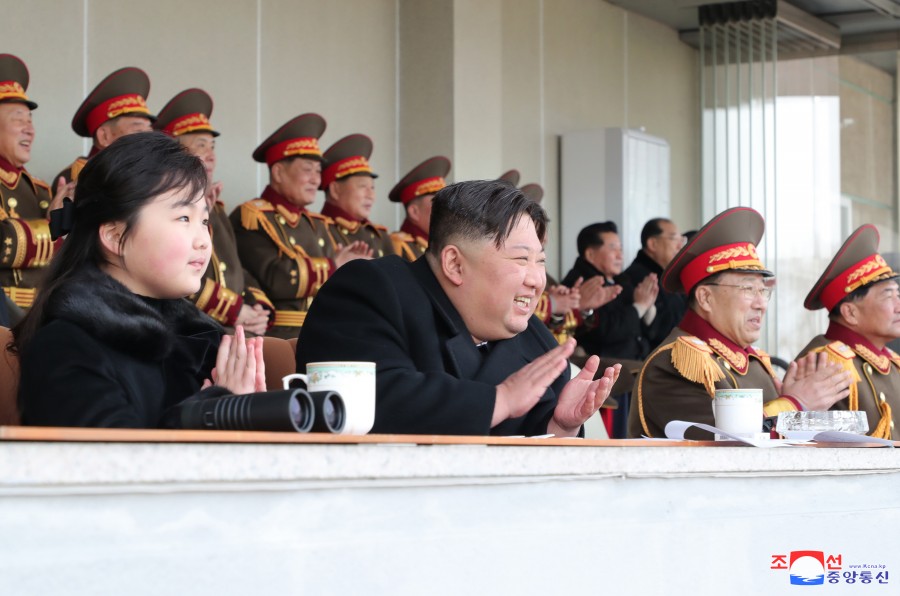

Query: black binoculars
(179, 388), (346, 433)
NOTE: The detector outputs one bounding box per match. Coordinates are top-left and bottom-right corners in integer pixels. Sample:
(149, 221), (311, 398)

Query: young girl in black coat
(14, 132), (265, 428)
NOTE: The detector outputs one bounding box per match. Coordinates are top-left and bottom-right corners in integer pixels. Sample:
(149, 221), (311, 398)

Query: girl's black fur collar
(45, 264), (222, 360)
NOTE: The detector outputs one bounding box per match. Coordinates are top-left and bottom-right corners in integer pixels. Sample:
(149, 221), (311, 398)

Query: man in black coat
(561, 221), (658, 360)
(296, 180), (620, 436)
(621, 218), (688, 352)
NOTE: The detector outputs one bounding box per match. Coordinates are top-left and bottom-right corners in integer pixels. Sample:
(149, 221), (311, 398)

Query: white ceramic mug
(712, 388), (763, 437)
(283, 361), (376, 435)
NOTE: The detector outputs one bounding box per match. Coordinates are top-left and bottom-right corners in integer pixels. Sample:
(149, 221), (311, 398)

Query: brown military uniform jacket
(0, 158), (54, 308)
(52, 155), (89, 190)
(230, 186), (340, 339)
(390, 218), (428, 262)
(190, 201), (273, 331)
(798, 321), (900, 440)
(629, 309), (795, 439)
(322, 201), (395, 258)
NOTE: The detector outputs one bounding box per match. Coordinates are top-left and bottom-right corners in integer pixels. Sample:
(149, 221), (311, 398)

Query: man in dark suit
(561, 221), (658, 360)
(621, 217), (688, 352)
(297, 179), (620, 436)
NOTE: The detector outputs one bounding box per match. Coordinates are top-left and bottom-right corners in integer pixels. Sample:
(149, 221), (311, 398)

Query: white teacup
(283, 361), (376, 435)
(712, 388), (763, 437)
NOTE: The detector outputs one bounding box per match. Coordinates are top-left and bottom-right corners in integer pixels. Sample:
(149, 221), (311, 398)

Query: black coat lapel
(409, 258), (481, 378)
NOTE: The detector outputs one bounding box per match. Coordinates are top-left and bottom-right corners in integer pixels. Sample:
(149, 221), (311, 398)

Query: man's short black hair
(640, 217), (672, 249)
(576, 221), (618, 258)
(427, 179), (548, 257)
(829, 284), (874, 320)
(686, 271), (726, 309)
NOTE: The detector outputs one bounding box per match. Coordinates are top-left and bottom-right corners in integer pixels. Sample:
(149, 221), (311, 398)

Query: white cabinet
(560, 128), (670, 273)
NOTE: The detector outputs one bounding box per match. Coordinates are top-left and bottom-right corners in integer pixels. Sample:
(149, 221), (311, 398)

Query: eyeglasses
(705, 283), (773, 302)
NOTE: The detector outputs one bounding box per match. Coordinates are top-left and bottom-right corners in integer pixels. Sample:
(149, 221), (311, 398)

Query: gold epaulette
(390, 232), (417, 261)
(238, 200), (296, 259)
(811, 341), (860, 411)
(238, 199), (274, 230)
(69, 158), (87, 183)
(371, 222), (389, 234)
(670, 335), (726, 398)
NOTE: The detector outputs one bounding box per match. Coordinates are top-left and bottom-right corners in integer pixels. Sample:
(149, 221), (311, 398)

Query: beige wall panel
(839, 55), (894, 103)
(500, 0), (542, 184)
(543, 0), (625, 273)
(624, 11), (699, 232)
(261, 0), (399, 227)
(87, 0), (259, 210)
(3, 0), (85, 185)
(452, 0), (503, 181)
(543, 0), (625, 130)
(398, 0), (455, 178)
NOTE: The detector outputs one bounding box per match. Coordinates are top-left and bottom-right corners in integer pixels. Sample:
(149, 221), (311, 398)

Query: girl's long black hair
(11, 131), (207, 356)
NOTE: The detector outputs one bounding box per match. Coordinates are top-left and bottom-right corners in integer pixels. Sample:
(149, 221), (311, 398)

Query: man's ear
(406, 200), (420, 222)
(645, 236), (659, 256)
(694, 285), (714, 315)
(270, 162), (284, 186)
(327, 180), (341, 202)
(99, 222), (125, 257)
(95, 123), (113, 150)
(839, 301), (860, 327)
(440, 245), (465, 287)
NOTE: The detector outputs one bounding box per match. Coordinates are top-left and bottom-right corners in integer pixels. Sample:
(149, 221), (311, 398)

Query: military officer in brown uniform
(0, 54), (62, 311)
(155, 88), (273, 334)
(628, 207), (853, 439)
(53, 67), (154, 188)
(230, 114), (371, 339)
(389, 156), (450, 261)
(320, 134), (395, 258)
(797, 224), (900, 440)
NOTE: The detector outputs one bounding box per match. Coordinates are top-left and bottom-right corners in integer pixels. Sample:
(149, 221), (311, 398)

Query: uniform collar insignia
(678, 309), (757, 374)
(322, 201), (363, 224)
(261, 185), (317, 229)
(321, 201), (383, 236)
(826, 320), (895, 374)
(332, 215), (361, 233)
(0, 155), (23, 188)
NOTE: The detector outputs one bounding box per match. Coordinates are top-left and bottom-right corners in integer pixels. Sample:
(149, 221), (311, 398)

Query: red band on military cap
(0, 81), (29, 103)
(680, 242), (765, 294)
(265, 137), (322, 166)
(164, 113), (213, 137)
(820, 253), (894, 312)
(85, 93), (150, 136)
(321, 156), (373, 188)
(400, 176), (445, 205)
